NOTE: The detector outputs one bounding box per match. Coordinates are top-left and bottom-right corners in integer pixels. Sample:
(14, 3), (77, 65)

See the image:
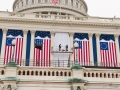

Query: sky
(0, 0), (120, 18)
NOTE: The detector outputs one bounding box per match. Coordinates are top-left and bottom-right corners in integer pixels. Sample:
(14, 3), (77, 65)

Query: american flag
(4, 35), (23, 65)
(52, 0), (58, 5)
(100, 40), (117, 67)
(34, 37), (51, 67)
(74, 38), (90, 66)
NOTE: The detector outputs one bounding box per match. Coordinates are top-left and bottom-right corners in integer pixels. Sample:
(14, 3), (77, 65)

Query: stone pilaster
(88, 33), (94, 66)
(30, 30), (36, 66)
(22, 30), (28, 66)
(50, 31), (55, 67)
(69, 32), (74, 66)
(95, 33), (101, 66)
(1, 28), (8, 64)
(114, 34), (120, 66)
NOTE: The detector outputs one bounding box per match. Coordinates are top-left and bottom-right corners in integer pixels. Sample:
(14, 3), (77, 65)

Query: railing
(0, 11), (120, 23)
(1, 58), (120, 68)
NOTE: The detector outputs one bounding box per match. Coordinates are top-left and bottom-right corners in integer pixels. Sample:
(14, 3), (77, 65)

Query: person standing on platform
(65, 45), (68, 51)
(59, 44), (61, 51)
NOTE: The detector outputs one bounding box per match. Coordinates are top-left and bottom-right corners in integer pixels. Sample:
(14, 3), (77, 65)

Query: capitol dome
(13, 0), (88, 16)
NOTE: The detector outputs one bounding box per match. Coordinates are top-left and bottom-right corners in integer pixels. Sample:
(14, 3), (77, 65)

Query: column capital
(2, 28), (8, 34)
(114, 34), (119, 37)
(69, 32), (74, 36)
(31, 30), (36, 34)
(23, 29), (28, 34)
(88, 33), (93, 36)
(50, 31), (55, 35)
(95, 33), (101, 37)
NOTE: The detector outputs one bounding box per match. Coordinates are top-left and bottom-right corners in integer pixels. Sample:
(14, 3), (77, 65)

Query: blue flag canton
(6, 38), (15, 46)
(34, 39), (43, 45)
(100, 42), (108, 50)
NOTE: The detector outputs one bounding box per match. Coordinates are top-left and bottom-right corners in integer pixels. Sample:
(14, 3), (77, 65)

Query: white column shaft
(22, 30), (28, 66)
(1, 28), (7, 64)
(115, 35), (120, 66)
(89, 34), (94, 66)
(96, 34), (101, 66)
(30, 30), (35, 66)
(50, 32), (55, 67)
(69, 32), (74, 65)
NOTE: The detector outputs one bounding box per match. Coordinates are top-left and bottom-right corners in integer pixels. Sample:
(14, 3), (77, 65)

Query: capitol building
(0, 0), (120, 90)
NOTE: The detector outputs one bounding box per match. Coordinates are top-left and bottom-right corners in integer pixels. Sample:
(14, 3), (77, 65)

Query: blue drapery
(26, 31), (31, 66)
(92, 34), (97, 66)
(0, 29), (2, 54)
(100, 34), (114, 41)
(7, 29), (23, 37)
(35, 31), (51, 38)
(74, 33), (89, 40)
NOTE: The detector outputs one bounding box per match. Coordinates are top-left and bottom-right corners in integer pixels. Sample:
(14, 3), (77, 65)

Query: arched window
(65, 0), (68, 5)
(76, 2), (78, 8)
(45, 0), (48, 3)
(22, 2), (23, 7)
(71, 0), (73, 6)
(38, 0), (41, 3)
(32, 0), (34, 4)
(26, 0), (28, 5)
(59, 0), (61, 4)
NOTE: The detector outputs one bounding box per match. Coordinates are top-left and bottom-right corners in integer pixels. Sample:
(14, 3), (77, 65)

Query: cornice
(0, 18), (119, 29)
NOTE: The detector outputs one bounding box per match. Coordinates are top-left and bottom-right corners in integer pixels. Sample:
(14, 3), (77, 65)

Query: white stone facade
(0, 0), (120, 90)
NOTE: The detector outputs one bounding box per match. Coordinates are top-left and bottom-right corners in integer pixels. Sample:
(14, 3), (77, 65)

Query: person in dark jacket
(66, 45), (68, 51)
(59, 44), (61, 51)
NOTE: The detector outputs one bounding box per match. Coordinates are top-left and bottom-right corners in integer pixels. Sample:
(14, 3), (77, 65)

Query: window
(22, 2), (23, 6)
(26, 0), (28, 5)
(45, 0), (48, 3)
(65, 0), (68, 5)
(32, 0), (34, 4)
(76, 2), (78, 8)
(38, 0), (41, 3)
(59, 0), (61, 4)
(71, 0), (73, 6)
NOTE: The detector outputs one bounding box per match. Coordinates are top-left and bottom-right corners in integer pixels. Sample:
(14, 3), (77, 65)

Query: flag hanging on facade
(100, 40), (117, 67)
(34, 31), (51, 67)
(74, 38), (90, 66)
(52, 0), (58, 5)
(4, 35), (23, 65)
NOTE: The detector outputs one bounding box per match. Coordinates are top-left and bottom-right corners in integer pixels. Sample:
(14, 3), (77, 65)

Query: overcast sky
(0, 0), (119, 18)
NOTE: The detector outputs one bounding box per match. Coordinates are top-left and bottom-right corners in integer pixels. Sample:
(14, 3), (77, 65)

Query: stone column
(22, 30), (28, 66)
(88, 33), (94, 66)
(114, 34), (120, 66)
(1, 28), (7, 64)
(95, 33), (101, 66)
(50, 31), (55, 67)
(30, 30), (36, 66)
(69, 32), (74, 66)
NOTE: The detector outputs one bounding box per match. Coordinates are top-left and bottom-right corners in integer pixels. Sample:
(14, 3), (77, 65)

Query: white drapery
(54, 33), (70, 67)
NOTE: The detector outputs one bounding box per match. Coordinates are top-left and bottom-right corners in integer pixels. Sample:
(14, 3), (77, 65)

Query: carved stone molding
(69, 32), (74, 36)
(2, 84), (17, 90)
(2, 28), (8, 34)
(114, 34), (119, 38)
(50, 31), (55, 36)
(88, 33), (93, 37)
